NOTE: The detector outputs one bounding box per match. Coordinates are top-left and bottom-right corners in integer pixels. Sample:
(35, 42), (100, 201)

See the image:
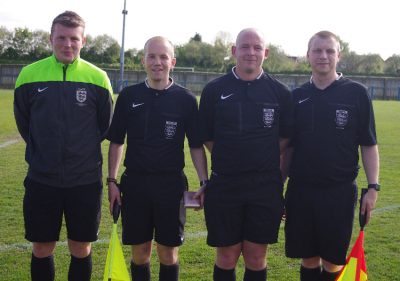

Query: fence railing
(2, 64), (400, 100)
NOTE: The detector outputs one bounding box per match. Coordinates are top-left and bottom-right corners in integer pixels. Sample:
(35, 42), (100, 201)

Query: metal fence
(2, 64), (400, 100)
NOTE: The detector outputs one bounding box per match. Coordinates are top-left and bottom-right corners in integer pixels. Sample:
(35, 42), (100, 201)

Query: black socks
(130, 262), (179, 281)
(300, 265), (340, 281)
(244, 267), (267, 281)
(300, 265), (321, 281)
(213, 264), (236, 281)
(68, 253), (92, 281)
(320, 268), (340, 281)
(31, 254), (55, 281)
(131, 261), (151, 281)
(159, 263), (179, 281)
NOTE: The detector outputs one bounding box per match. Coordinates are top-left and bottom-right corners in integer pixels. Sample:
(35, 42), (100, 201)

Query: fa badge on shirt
(76, 88), (87, 106)
(335, 109), (348, 129)
(263, 108), (275, 128)
(164, 121), (177, 139)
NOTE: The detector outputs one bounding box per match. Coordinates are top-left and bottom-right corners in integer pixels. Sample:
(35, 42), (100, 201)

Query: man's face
(50, 23), (85, 64)
(142, 39), (176, 83)
(307, 36), (340, 76)
(232, 31), (268, 75)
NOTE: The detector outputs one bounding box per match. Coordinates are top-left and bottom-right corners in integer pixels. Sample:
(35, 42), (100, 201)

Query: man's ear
(264, 48), (269, 59)
(231, 46), (237, 57)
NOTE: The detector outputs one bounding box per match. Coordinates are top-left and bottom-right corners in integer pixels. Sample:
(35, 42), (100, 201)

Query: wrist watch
(367, 183), (380, 191)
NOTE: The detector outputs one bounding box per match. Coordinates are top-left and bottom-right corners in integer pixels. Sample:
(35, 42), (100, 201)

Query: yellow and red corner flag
(336, 188), (369, 281)
(335, 230), (367, 281)
(103, 204), (130, 281)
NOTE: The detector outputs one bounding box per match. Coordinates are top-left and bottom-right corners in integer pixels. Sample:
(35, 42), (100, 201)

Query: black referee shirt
(289, 76), (377, 185)
(107, 80), (202, 173)
(199, 69), (293, 176)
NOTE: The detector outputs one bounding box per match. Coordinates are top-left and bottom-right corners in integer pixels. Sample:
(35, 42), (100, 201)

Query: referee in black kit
(198, 28), (294, 281)
(282, 31), (379, 281)
(106, 36), (208, 281)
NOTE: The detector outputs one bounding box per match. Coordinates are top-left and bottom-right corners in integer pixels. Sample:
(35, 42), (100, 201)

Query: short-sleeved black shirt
(107, 80), (201, 173)
(289, 76), (377, 185)
(199, 69), (293, 176)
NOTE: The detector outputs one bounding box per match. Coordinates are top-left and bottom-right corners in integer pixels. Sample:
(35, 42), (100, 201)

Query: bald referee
(198, 28), (294, 281)
(282, 30), (380, 281)
(106, 36), (208, 281)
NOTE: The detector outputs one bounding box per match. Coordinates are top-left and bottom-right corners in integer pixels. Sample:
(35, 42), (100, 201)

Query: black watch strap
(367, 183), (380, 191)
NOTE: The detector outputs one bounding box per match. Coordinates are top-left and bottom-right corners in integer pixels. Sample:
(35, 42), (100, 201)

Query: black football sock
(300, 265), (321, 281)
(159, 263), (179, 281)
(68, 253), (92, 281)
(213, 264), (236, 281)
(131, 261), (151, 281)
(31, 254), (55, 281)
(244, 267), (267, 281)
(320, 268), (340, 281)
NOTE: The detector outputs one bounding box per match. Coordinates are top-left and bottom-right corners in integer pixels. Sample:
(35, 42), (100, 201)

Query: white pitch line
(0, 232), (209, 253)
(0, 205), (399, 253)
(0, 139), (19, 149)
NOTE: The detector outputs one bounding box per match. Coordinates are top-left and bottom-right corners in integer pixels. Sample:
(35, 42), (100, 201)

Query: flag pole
(119, 0), (128, 92)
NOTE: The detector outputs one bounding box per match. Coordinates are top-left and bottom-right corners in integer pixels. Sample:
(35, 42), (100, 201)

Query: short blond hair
(144, 36), (175, 58)
(307, 30), (341, 53)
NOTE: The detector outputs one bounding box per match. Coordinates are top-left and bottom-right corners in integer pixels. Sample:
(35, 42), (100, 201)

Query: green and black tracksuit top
(14, 55), (113, 188)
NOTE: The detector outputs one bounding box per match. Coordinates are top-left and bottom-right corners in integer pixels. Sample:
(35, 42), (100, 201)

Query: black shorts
(204, 172), (284, 247)
(119, 170), (187, 247)
(23, 177), (102, 242)
(284, 180), (357, 265)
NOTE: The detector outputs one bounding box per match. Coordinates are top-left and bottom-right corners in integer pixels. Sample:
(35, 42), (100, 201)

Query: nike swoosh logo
(220, 93), (234, 100)
(132, 102), (144, 108)
(37, 87), (48, 93)
(298, 97), (310, 104)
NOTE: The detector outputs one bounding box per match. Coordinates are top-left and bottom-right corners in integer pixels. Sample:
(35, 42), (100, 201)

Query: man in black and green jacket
(14, 11), (113, 281)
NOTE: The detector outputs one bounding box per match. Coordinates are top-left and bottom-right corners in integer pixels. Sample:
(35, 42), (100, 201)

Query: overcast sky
(0, 0), (398, 60)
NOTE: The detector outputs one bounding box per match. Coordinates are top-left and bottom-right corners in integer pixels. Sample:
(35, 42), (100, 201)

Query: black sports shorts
(204, 172), (284, 247)
(119, 170), (187, 247)
(284, 180), (357, 265)
(23, 177), (102, 242)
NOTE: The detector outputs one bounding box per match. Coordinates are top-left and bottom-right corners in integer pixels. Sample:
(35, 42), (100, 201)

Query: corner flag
(336, 188), (369, 281)
(103, 204), (130, 281)
(335, 230), (367, 281)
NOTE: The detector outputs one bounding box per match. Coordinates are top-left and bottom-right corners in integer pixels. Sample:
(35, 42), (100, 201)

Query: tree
(0, 26), (12, 56)
(5, 28), (33, 59)
(29, 30), (51, 60)
(339, 51), (362, 74)
(359, 54), (384, 74)
(384, 55), (400, 75)
(81, 34), (120, 63)
(264, 44), (298, 73)
(190, 33), (202, 42)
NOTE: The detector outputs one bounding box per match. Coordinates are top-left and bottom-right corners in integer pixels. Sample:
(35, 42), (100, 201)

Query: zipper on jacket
(60, 64), (68, 185)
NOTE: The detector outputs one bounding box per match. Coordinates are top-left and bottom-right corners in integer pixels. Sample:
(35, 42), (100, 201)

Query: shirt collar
(231, 66), (264, 80)
(310, 72), (343, 84)
(145, 77), (174, 90)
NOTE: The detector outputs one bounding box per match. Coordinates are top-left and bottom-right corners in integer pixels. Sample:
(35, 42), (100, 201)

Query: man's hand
(193, 184), (207, 210)
(108, 182), (121, 215)
(360, 188), (378, 225)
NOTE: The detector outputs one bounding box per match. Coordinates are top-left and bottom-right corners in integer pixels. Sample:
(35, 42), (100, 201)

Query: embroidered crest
(263, 108), (275, 127)
(76, 88), (87, 103)
(164, 121), (177, 139)
(335, 109), (348, 128)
